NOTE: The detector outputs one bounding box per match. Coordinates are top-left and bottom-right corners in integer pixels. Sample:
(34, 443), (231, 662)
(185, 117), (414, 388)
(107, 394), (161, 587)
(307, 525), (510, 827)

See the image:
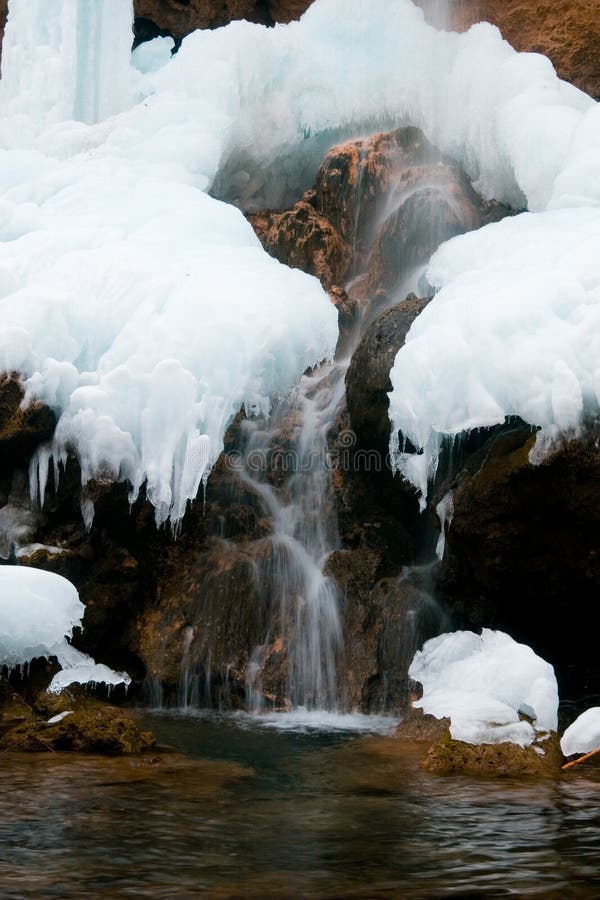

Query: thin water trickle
(241, 362), (349, 711)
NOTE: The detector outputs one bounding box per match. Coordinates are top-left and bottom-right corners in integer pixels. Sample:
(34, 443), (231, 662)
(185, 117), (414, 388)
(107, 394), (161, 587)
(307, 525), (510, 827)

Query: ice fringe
(0, 0), (599, 522)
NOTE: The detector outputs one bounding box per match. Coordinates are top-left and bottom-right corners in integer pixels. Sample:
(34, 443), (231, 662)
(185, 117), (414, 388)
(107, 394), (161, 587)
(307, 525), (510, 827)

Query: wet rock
(326, 553), (443, 712)
(248, 198), (351, 292)
(436, 423), (600, 706)
(137, 536), (271, 707)
(422, 732), (563, 778)
(0, 686), (156, 754)
(0, 681), (34, 736)
(0, 374), (56, 470)
(249, 127), (511, 345)
(345, 296), (430, 453)
(417, 0), (600, 100)
(394, 707), (450, 743)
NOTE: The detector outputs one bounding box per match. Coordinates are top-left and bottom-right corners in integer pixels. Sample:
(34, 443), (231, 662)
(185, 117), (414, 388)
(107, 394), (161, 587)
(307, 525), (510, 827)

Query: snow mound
(409, 629), (558, 746)
(0, 566), (129, 692)
(389, 206), (600, 502)
(0, 566), (83, 667)
(561, 708), (600, 757)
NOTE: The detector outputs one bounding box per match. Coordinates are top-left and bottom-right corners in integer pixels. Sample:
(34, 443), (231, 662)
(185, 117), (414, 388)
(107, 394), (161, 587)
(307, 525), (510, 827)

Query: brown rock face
(249, 197), (351, 292)
(417, 0), (600, 100)
(345, 296), (430, 453)
(436, 423), (600, 707)
(133, 0), (313, 45)
(0, 374), (56, 471)
(250, 127), (510, 345)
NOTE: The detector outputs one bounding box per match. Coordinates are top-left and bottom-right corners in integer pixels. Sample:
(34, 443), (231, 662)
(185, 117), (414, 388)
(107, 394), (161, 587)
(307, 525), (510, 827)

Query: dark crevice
(132, 17), (182, 52)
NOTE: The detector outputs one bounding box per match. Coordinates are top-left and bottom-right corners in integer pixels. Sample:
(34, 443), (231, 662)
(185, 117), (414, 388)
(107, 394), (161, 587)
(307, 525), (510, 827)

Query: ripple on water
(1, 714), (599, 899)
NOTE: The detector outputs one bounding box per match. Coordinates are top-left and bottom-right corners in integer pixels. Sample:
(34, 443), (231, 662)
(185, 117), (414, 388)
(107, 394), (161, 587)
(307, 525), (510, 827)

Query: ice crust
(560, 708), (600, 757)
(0, 566), (130, 692)
(0, 0), (598, 522)
(409, 630), (559, 746)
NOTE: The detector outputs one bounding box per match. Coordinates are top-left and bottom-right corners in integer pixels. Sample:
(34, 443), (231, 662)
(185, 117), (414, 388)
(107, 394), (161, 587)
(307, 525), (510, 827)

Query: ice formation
(0, 566), (130, 691)
(560, 707), (600, 757)
(409, 630), (559, 746)
(0, 0), (598, 522)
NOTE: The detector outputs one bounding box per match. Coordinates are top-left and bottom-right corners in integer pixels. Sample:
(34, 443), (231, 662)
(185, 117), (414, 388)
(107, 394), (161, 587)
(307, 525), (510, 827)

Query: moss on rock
(422, 732), (563, 777)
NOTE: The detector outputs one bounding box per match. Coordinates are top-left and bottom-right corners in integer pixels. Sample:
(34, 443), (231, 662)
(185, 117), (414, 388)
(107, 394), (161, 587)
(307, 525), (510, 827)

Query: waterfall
(243, 364), (347, 711)
(0, 0), (134, 135)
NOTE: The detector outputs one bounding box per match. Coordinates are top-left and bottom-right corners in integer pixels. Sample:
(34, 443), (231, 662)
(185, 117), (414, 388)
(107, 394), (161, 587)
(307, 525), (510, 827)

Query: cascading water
(242, 364), (347, 711)
(163, 120), (493, 715)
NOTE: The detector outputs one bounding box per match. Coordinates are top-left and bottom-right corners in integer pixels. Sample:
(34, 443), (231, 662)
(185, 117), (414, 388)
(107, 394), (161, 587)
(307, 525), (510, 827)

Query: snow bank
(0, 566), (82, 667)
(0, 0), (598, 523)
(389, 207), (600, 501)
(0, 566), (129, 691)
(409, 630), (558, 746)
(561, 708), (600, 757)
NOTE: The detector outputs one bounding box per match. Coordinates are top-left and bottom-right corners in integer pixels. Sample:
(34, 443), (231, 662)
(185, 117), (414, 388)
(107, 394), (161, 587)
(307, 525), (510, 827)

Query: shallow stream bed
(1, 710), (599, 898)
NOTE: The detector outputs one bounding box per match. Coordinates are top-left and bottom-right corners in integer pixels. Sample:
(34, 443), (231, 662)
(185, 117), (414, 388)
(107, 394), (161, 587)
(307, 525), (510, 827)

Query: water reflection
(1, 714), (599, 898)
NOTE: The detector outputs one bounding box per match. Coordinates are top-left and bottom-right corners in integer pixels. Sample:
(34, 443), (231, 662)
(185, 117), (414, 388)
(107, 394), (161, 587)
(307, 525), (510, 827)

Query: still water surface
(1, 710), (599, 898)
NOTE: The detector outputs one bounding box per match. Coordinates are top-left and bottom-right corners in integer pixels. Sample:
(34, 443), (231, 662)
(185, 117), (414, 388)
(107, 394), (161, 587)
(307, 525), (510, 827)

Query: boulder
(394, 707), (450, 743)
(0, 686), (156, 754)
(422, 732), (564, 778)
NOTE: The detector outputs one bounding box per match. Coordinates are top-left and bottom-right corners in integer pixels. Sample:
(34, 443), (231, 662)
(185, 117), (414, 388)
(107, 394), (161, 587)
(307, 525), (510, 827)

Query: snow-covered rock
(0, 566), (83, 667)
(409, 629), (559, 746)
(561, 707), (600, 757)
(0, 566), (129, 692)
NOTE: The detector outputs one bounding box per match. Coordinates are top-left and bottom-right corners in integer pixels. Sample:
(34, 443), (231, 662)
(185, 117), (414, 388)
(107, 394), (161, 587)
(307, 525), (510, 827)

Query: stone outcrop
(0, 682), (156, 754)
(250, 127), (510, 346)
(133, 0), (314, 47)
(417, 0), (600, 100)
(0, 374), (55, 471)
(345, 296), (430, 453)
(435, 424), (600, 707)
(249, 197), (351, 292)
(422, 732), (564, 778)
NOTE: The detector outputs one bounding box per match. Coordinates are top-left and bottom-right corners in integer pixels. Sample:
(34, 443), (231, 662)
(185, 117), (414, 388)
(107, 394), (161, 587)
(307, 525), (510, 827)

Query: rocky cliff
(416, 0), (600, 99)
